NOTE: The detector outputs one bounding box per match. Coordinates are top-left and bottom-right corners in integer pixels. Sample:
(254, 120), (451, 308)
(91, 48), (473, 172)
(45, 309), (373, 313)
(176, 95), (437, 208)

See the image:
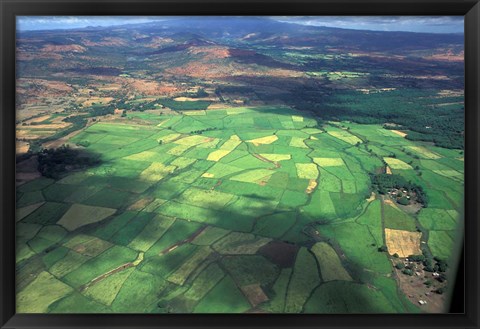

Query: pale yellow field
(220, 135), (242, 151)
(313, 157), (344, 167)
(290, 137), (308, 148)
(167, 144), (191, 156)
(183, 110), (206, 116)
(385, 166), (393, 174)
(139, 162), (176, 182)
(170, 157), (196, 169)
(406, 146), (441, 159)
(306, 179), (318, 194)
(226, 107), (255, 115)
(207, 149), (231, 161)
(366, 192), (376, 202)
(247, 135), (278, 146)
(327, 131), (362, 145)
(157, 133), (181, 143)
(16, 141), (30, 154)
(384, 228), (422, 257)
(292, 115), (304, 122)
(383, 157), (413, 170)
(295, 163), (319, 180)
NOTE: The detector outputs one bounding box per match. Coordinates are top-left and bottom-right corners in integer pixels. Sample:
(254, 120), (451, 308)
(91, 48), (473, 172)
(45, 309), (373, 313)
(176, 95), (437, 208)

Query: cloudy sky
(17, 16), (464, 34)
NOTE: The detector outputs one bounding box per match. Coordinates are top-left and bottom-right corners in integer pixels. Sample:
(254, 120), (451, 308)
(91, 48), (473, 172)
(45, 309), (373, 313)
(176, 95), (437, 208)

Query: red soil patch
(128, 80), (179, 95)
(41, 44), (86, 53)
(82, 37), (128, 47)
(189, 46), (231, 59)
(145, 36), (175, 48)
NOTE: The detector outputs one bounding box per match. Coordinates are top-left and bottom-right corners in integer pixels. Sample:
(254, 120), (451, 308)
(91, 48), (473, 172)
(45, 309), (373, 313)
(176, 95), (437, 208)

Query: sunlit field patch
(295, 163), (319, 180)
(384, 228), (422, 257)
(207, 149), (231, 161)
(406, 146), (441, 159)
(247, 135), (278, 146)
(326, 128), (362, 145)
(383, 157), (413, 170)
(139, 162), (176, 182)
(259, 153), (291, 162)
(313, 157), (344, 167)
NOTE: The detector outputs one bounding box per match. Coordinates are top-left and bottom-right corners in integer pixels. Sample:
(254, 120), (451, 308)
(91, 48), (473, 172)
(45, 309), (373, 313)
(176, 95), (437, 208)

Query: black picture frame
(1, 0), (479, 328)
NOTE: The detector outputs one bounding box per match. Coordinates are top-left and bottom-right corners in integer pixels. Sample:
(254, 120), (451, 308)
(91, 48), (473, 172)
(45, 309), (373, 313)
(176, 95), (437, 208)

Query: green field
(16, 105), (463, 314)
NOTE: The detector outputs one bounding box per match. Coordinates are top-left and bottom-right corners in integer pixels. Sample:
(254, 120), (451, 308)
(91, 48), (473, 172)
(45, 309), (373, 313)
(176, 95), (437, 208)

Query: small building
(418, 300), (427, 305)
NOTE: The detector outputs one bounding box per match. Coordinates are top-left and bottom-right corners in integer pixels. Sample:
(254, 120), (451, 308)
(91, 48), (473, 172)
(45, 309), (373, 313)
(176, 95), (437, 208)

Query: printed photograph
(15, 16), (464, 314)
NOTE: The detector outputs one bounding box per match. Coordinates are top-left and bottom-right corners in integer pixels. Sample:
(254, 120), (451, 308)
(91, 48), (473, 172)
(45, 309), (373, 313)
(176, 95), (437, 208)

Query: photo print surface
(15, 16), (464, 314)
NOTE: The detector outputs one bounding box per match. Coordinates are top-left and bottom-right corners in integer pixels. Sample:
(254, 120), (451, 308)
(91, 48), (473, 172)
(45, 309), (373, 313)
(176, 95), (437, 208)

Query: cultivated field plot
(16, 104), (463, 314)
(14, 14), (466, 314)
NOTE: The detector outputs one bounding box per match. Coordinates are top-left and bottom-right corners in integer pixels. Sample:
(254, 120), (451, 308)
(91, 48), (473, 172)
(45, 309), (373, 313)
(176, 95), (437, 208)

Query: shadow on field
(57, 182), (407, 313)
(17, 161), (435, 314)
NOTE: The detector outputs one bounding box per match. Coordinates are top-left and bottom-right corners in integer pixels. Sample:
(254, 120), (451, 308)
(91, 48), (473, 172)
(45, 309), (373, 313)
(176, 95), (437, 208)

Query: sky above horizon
(17, 16), (464, 34)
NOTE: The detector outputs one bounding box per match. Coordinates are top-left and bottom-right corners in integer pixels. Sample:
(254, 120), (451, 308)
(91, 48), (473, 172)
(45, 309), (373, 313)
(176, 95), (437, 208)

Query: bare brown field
(40, 44), (87, 53)
(16, 141), (30, 155)
(16, 130), (57, 140)
(394, 265), (447, 313)
(188, 46), (232, 60)
(128, 80), (180, 95)
(26, 115), (51, 124)
(81, 97), (114, 107)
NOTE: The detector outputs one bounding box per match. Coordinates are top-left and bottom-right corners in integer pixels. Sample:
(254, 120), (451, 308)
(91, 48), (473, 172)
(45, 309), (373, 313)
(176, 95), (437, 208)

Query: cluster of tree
(405, 252), (448, 274)
(190, 127), (217, 134)
(178, 88), (208, 98)
(281, 87), (464, 149)
(37, 145), (100, 179)
(87, 105), (116, 116)
(157, 98), (211, 111)
(370, 173), (428, 206)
